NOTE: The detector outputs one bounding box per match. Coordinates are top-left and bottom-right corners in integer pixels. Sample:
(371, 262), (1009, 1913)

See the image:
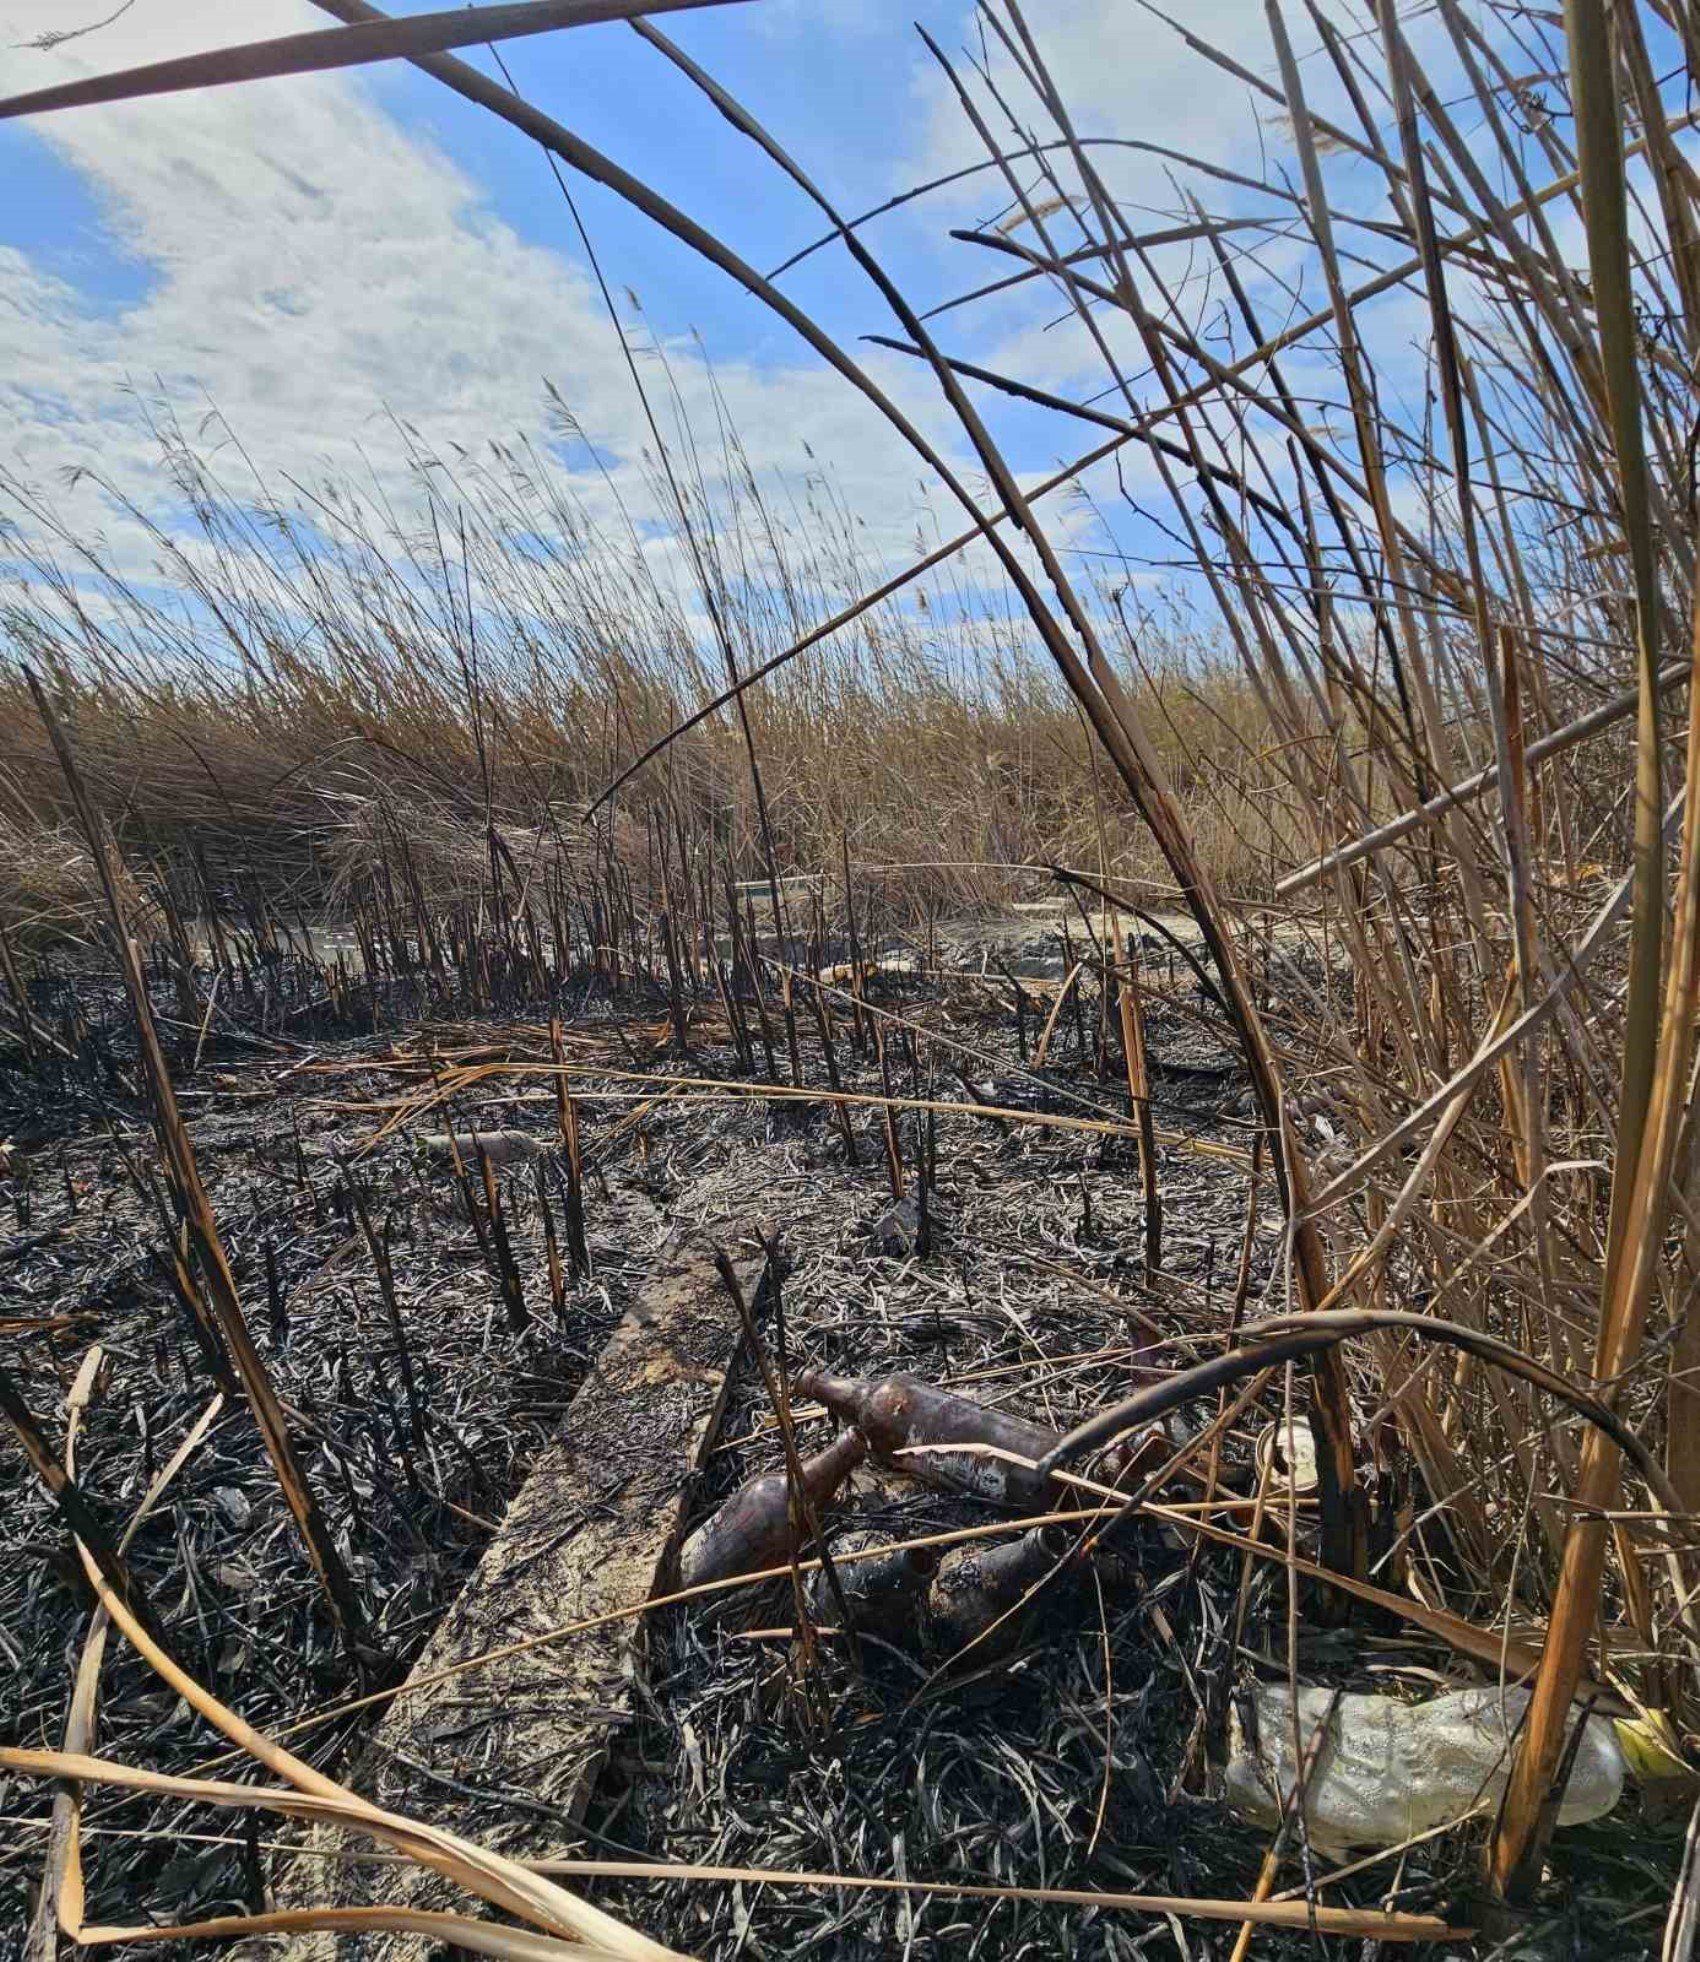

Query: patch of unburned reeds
(0, 426), (1295, 952)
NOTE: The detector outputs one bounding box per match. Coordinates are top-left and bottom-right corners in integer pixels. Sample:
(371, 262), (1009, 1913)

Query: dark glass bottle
(678, 1429), (866, 1589)
(926, 1522), (1075, 1658)
(793, 1368), (1064, 1510)
(807, 1530), (941, 1642)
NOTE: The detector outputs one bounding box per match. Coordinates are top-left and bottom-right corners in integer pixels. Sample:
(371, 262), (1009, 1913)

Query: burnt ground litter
(1, 920), (1685, 1960)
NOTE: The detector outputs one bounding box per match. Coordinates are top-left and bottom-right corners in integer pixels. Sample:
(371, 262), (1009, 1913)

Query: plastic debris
(1225, 1682), (1624, 1853)
(1615, 1710), (1694, 1785)
(1253, 1418), (1318, 1494)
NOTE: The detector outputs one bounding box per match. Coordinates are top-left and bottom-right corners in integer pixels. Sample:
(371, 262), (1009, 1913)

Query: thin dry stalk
(24, 670), (365, 1639)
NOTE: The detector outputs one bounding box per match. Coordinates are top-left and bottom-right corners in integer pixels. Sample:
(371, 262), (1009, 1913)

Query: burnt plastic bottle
(793, 1368), (1064, 1511)
(677, 1428), (866, 1589)
(806, 1530), (941, 1643)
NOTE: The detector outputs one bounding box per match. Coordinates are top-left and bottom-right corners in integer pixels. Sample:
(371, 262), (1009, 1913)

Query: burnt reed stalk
(26, 671), (367, 1644)
(3, 0), (1698, 1926)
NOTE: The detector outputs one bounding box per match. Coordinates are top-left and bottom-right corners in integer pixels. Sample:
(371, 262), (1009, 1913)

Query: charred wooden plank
(266, 1204), (774, 1960)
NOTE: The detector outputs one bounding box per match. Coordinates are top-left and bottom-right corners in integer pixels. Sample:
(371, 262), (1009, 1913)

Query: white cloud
(889, 0), (1545, 606)
(907, 0), (1294, 220)
(0, 0), (1495, 684)
(895, 0), (1382, 435)
(0, 0), (971, 609)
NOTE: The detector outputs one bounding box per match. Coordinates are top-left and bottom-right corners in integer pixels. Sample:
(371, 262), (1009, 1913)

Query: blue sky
(0, 1), (1303, 550)
(0, 0), (1585, 674)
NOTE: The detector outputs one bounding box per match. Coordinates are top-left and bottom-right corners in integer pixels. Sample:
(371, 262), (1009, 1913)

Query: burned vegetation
(9, 0), (1700, 1956)
(0, 847), (1679, 1959)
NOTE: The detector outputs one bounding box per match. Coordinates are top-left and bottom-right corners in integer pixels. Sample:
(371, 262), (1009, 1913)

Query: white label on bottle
(954, 1456), (1008, 1501)
(896, 1443), (1010, 1502)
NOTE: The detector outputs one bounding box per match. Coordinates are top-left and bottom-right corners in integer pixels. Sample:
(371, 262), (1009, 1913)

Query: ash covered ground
(1, 921), (1676, 1959)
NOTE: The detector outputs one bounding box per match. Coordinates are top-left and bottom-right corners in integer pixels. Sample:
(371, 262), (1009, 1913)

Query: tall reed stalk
(7, 0), (1700, 1922)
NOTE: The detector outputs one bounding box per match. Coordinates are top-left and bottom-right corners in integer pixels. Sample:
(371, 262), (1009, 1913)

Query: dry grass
(6, 0), (1700, 1946)
(0, 432), (1301, 940)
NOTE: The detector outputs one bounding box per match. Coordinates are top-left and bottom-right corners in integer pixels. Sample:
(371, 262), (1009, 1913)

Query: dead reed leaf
(0, 0), (750, 124)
